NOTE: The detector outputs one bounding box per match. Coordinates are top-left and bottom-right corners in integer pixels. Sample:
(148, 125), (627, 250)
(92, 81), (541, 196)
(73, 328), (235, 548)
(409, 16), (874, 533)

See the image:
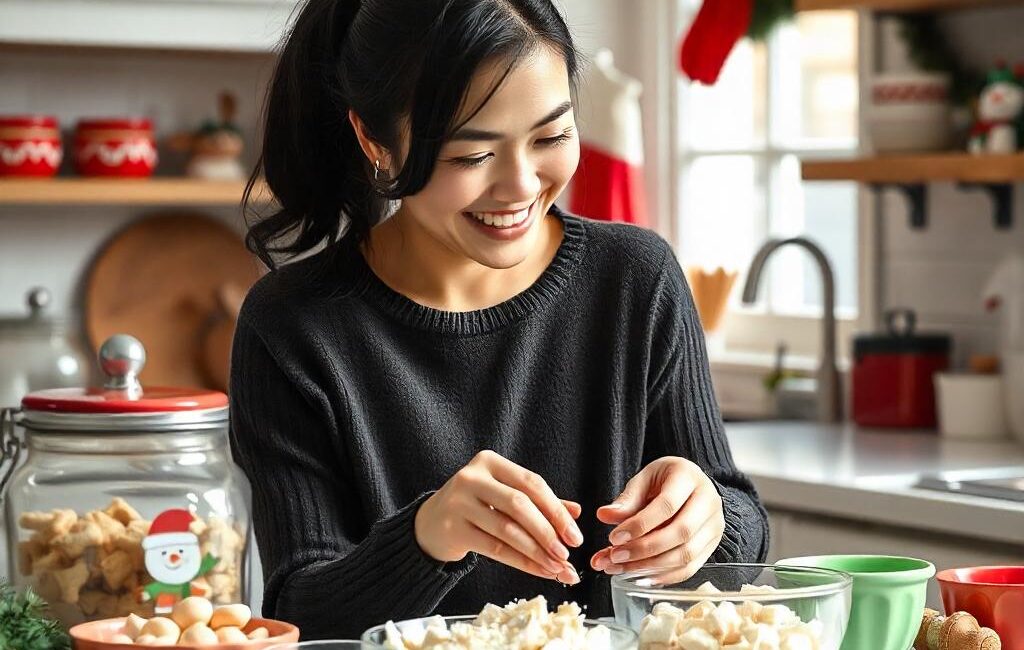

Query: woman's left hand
(590, 456), (724, 583)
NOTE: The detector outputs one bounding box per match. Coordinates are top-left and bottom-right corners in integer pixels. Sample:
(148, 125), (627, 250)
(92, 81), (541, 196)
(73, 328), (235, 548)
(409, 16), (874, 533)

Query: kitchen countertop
(724, 421), (1024, 545)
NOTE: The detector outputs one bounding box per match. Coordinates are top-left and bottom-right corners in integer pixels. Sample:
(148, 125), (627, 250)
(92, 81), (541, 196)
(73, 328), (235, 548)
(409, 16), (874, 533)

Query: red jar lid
(22, 386), (227, 414)
(0, 115), (59, 128)
(77, 117), (153, 131)
(18, 335), (227, 432)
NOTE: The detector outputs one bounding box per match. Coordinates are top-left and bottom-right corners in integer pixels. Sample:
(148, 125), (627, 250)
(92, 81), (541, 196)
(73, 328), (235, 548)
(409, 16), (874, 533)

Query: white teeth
(467, 205), (531, 228)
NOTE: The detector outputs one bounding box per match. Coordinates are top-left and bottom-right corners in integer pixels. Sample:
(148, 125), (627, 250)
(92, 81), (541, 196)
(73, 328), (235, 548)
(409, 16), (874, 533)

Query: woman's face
(395, 46), (580, 270)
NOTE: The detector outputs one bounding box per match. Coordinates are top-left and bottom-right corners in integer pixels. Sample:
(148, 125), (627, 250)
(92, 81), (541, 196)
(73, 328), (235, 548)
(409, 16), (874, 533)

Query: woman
(230, 0), (768, 640)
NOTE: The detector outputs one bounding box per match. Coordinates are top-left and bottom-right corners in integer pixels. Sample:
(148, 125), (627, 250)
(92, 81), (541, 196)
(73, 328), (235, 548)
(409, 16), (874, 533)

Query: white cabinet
(767, 508), (1024, 610)
(0, 0), (297, 52)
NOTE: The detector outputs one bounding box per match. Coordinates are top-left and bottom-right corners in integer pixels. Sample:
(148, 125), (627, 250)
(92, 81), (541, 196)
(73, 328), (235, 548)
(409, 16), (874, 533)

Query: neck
(362, 207), (563, 312)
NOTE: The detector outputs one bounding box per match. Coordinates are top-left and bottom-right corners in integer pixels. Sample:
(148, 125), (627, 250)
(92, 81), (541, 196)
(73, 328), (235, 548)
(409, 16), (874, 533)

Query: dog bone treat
(638, 587), (824, 650)
(15, 499), (245, 627)
(381, 596), (613, 650)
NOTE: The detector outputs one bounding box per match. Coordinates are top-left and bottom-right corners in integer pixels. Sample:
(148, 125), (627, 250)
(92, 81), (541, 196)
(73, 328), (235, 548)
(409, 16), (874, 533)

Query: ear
(348, 109), (392, 172)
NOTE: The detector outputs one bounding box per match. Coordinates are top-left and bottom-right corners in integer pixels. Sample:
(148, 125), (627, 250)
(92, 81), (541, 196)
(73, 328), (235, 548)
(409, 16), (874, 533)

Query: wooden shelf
(795, 0), (1023, 11)
(0, 178), (271, 206)
(801, 152), (1024, 183)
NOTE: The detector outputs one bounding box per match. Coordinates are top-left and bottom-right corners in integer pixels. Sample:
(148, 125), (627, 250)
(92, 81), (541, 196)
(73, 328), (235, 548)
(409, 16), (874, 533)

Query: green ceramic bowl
(778, 555), (935, 650)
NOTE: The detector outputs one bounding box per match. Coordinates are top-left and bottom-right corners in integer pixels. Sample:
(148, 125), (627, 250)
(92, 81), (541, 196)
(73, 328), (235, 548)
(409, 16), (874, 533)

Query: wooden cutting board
(84, 213), (262, 391)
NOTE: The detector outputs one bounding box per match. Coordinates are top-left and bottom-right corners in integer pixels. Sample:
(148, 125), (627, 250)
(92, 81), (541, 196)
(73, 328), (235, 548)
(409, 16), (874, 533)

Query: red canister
(74, 117), (157, 177)
(0, 115), (62, 177)
(852, 309), (951, 428)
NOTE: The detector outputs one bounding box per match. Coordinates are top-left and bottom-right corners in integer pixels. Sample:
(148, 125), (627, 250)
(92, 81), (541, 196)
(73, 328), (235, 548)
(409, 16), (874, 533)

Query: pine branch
(0, 581), (72, 650)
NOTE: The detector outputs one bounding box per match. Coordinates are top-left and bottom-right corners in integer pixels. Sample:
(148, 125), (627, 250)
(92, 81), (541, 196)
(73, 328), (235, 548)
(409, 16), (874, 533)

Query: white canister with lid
(934, 372), (1008, 439)
(0, 334), (251, 629)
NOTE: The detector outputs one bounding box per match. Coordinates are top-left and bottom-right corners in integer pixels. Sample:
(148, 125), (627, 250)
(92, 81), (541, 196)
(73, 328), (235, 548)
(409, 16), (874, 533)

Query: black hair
(243, 0), (580, 269)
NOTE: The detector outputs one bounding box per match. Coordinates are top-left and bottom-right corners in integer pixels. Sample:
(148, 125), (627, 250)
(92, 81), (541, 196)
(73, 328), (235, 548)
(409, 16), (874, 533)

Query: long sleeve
(641, 246), (769, 564)
(228, 316), (477, 639)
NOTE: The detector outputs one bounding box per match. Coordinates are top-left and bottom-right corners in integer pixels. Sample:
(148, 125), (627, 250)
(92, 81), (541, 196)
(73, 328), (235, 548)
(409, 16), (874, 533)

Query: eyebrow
(449, 101), (574, 142)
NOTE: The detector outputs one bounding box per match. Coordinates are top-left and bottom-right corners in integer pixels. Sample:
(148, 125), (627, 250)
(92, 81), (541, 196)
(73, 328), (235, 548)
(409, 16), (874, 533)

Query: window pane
(679, 39), (767, 151)
(678, 156), (766, 273)
(772, 11), (858, 147)
(769, 155), (858, 314)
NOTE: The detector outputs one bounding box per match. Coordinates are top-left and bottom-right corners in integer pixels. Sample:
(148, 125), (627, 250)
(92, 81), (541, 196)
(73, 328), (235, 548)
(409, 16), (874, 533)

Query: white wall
(874, 5), (1024, 367)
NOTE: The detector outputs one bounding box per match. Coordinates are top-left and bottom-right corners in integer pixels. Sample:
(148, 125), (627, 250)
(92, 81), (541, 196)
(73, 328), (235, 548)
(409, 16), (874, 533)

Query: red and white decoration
(569, 49), (647, 226)
(142, 509), (204, 587)
(74, 117), (158, 177)
(0, 115), (63, 177)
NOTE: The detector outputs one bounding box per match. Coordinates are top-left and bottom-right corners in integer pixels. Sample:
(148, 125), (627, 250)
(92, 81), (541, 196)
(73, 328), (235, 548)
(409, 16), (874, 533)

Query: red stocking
(679, 0), (754, 84)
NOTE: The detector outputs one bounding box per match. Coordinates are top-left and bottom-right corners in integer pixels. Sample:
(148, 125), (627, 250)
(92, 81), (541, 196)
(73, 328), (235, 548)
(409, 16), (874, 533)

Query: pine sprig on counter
(0, 581), (71, 650)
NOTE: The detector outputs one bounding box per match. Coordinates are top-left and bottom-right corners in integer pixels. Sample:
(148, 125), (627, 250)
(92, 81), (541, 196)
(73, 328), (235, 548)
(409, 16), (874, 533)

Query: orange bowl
(69, 617), (300, 650)
(936, 566), (1024, 650)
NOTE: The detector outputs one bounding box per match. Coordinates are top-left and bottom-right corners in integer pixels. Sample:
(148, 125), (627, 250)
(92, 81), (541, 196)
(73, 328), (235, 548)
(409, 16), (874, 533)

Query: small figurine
(169, 92), (245, 180)
(968, 63), (1024, 154)
(140, 509), (220, 614)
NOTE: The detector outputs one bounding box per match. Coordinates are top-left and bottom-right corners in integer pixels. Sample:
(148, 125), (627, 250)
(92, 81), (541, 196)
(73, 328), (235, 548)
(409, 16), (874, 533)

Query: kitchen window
(674, 2), (861, 356)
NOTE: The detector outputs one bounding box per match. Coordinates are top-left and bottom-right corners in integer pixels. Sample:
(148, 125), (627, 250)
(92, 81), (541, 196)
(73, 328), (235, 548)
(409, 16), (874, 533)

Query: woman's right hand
(414, 450), (584, 584)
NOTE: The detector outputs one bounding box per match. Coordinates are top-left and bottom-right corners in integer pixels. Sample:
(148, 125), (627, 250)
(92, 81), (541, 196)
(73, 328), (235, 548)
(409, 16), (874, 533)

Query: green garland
(0, 582), (71, 650)
(897, 14), (984, 107)
(749, 0), (795, 41)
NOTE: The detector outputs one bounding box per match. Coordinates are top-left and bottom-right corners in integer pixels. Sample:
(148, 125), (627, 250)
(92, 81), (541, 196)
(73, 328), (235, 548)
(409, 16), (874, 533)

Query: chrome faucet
(741, 237), (842, 423)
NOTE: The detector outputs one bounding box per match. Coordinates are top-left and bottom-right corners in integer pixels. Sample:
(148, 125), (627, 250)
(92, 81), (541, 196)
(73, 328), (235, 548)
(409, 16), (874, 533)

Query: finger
(596, 471), (652, 525)
(467, 499), (568, 575)
(590, 547), (613, 571)
(475, 476), (571, 563)
(641, 536), (720, 586)
(561, 500), (583, 520)
(607, 485), (719, 564)
(605, 519), (721, 578)
(609, 470), (697, 546)
(486, 455), (584, 547)
(462, 525), (566, 581)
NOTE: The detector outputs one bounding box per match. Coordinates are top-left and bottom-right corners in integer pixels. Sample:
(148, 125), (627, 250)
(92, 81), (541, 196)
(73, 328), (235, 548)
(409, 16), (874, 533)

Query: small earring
(374, 159), (382, 181)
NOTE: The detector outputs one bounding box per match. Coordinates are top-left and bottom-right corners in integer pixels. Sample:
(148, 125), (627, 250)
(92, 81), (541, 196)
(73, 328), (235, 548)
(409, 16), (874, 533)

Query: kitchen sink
(914, 467), (1024, 502)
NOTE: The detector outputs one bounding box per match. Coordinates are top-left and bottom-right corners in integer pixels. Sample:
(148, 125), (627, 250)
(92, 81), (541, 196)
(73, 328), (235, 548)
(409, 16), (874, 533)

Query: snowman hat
(143, 509), (199, 551)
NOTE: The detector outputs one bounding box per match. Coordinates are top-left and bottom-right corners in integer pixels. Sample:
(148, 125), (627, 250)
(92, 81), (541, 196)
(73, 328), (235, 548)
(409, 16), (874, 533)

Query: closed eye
(447, 128), (575, 169)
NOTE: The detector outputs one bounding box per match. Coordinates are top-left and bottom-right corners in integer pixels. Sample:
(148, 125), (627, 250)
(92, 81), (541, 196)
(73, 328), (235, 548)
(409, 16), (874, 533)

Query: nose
(490, 152), (541, 205)
(169, 554), (180, 564)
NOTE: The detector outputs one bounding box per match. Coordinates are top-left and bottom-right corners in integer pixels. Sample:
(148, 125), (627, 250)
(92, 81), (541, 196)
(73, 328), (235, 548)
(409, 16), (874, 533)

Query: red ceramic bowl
(74, 117), (157, 177)
(69, 616), (299, 650)
(937, 566), (1024, 650)
(0, 115), (62, 176)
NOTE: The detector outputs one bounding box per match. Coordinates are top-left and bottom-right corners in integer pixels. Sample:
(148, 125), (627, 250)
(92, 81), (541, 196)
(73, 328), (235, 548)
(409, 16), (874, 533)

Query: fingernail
(605, 564), (624, 575)
(550, 542), (570, 561)
(610, 549), (629, 563)
(610, 531), (631, 546)
(592, 555), (609, 570)
(606, 502), (623, 510)
(567, 524), (584, 547)
(561, 566), (580, 584)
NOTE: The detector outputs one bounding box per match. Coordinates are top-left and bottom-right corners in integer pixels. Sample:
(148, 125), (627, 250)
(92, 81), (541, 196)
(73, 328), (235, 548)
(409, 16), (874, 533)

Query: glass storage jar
(0, 334), (251, 629)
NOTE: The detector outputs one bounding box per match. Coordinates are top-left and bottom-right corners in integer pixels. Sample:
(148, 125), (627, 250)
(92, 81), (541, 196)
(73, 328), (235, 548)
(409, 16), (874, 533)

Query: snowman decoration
(968, 64), (1024, 154)
(141, 509), (220, 614)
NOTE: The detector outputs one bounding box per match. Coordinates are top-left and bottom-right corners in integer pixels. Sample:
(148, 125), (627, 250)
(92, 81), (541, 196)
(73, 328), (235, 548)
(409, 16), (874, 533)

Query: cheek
(415, 165), (483, 214)
(546, 142), (581, 186)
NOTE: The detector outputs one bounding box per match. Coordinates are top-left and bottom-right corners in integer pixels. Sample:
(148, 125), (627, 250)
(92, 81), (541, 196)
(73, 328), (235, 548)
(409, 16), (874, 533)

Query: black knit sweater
(228, 206), (768, 640)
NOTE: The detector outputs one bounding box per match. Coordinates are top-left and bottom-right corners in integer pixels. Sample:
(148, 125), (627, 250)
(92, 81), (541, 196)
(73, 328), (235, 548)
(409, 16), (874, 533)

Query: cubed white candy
(653, 601), (686, 618)
(757, 605), (796, 626)
(779, 630), (815, 650)
(740, 584), (777, 594)
(696, 581), (722, 594)
(383, 621), (406, 650)
(741, 622), (780, 650)
(737, 600), (764, 621)
(686, 601), (717, 619)
(706, 601), (742, 642)
(639, 612), (678, 646)
(678, 627), (722, 650)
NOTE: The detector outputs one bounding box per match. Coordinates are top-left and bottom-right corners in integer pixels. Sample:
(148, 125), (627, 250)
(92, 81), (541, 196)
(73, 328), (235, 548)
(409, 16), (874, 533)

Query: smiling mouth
(463, 200), (535, 229)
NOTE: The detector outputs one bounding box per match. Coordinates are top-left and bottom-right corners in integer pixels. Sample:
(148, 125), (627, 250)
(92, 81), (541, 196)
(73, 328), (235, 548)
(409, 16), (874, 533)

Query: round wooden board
(85, 213), (262, 390)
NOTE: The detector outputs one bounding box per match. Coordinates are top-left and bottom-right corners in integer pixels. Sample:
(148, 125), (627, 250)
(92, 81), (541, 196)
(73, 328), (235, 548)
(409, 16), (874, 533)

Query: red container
(937, 566), (1024, 650)
(74, 117), (157, 177)
(0, 115), (62, 176)
(852, 309), (950, 428)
